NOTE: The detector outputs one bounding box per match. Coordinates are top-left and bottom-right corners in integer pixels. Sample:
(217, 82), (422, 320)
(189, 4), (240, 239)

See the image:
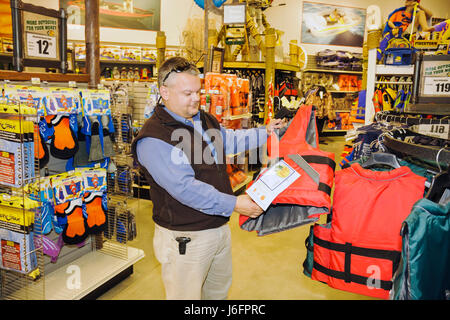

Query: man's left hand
(266, 118), (285, 136)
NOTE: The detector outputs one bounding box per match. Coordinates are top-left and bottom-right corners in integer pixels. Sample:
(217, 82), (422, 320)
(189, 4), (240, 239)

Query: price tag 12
(423, 77), (450, 96)
(26, 33), (57, 59)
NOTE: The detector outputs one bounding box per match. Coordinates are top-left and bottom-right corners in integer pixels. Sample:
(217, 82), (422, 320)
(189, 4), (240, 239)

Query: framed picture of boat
(60, 0), (160, 31)
(301, 2), (366, 47)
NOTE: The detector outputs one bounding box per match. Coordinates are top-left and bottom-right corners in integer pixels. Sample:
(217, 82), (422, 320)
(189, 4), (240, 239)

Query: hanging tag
(412, 124), (450, 140)
(31, 77), (41, 85)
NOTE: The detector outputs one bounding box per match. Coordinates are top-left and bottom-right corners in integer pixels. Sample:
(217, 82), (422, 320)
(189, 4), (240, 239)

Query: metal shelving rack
(100, 81), (138, 260)
(0, 103), (45, 300)
(301, 54), (363, 134)
(0, 81), (144, 300)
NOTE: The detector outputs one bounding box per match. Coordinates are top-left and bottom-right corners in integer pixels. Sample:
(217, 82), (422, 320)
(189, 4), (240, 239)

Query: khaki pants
(153, 223), (232, 300)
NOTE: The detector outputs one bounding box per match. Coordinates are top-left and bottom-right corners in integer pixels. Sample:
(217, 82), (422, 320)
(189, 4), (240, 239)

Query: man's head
(405, 0), (420, 7)
(158, 57), (201, 119)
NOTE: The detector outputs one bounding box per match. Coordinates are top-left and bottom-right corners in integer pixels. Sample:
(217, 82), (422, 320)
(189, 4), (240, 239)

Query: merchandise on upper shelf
(316, 49), (363, 71)
(202, 72), (251, 128)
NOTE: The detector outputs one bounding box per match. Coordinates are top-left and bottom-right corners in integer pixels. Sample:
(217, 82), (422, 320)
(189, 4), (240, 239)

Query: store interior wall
(27, 0), (450, 54)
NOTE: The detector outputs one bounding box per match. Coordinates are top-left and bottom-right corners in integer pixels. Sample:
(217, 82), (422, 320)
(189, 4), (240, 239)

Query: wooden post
(264, 28), (276, 123)
(85, 0), (100, 89)
(156, 31), (166, 73)
(365, 29), (381, 125)
(204, 0), (209, 73)
(289, 40), (298, 66)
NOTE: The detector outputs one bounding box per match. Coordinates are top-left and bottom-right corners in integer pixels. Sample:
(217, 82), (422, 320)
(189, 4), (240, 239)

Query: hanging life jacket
(303, 163), (426, 299)
(391, 198), (450, 300)
(239, 104), (336, 236)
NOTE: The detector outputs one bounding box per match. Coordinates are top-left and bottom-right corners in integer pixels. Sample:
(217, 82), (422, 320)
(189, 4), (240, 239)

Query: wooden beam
(0, 70), (89, 82)
(85, 0), (100, 88)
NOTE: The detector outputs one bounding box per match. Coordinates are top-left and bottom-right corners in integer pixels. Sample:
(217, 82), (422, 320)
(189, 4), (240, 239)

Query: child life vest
(239, 105), (336, 236)
(307, 163), (426, 299)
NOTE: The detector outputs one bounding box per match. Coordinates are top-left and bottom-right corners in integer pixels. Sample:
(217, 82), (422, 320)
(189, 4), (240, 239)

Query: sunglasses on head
(162, 62), (195, 85)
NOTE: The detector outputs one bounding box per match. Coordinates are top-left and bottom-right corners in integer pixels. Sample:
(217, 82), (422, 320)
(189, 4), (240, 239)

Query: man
(131, 57), (283, 300)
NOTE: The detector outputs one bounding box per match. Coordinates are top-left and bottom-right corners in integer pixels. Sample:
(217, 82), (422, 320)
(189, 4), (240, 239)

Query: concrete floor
(98, 136), (375, 300)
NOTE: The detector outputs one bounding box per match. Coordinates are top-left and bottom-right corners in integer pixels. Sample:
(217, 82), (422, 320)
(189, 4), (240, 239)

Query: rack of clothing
(304, 108), (449, 300)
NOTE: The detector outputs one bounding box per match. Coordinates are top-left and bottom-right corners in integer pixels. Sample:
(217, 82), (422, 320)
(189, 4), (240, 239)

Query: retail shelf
(322, 129), (348, 133)
(76, 59), (155, 66)
(375, 64), (415, 75)
(232, 174), (253, 193)
(0, 70), (89, 82)
(274, 62), (301, 72)
(100, 78), (157, 83)
(328, 90), (359, 94)
(222, 113), (253, 120)
(226, 150), (245, 158)
(8, 246), (145, 300)
(303, 68), (363, 75)
(196, 61), (301, 72)
(405, 103), (450, 115)
(375, 80), (413, 85)
(132, 183), (150, 189)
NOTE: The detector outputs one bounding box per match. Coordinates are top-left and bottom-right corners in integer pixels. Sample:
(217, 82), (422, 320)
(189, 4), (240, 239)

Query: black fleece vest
(131, 105), (233, 231)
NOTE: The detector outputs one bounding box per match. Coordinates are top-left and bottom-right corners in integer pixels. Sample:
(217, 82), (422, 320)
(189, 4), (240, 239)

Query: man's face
(161, 72), (201, 119)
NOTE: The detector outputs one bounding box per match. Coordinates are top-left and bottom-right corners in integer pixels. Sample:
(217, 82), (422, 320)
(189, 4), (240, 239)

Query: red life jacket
(310, 163), (426, 299)
(239, 105), (336, 236)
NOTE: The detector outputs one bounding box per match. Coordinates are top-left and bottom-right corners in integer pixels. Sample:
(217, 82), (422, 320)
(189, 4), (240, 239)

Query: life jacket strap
(313, 261), (394, 291)
(301, 155), (336, 172)
(313, 235), (401, 291)
(318, 182), (332, 196)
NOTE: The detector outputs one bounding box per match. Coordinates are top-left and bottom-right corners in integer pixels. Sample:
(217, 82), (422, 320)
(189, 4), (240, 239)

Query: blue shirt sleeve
(136, 137), (237, 217)
(221, 126), (268, 155)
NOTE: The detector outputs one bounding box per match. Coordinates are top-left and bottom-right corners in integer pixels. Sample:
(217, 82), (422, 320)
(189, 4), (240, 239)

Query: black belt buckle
(175, 237), (191, 255)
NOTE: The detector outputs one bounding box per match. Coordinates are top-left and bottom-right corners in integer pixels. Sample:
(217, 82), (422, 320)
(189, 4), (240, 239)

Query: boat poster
(301, 2), (366, 47)
(60, 0), (160, 31)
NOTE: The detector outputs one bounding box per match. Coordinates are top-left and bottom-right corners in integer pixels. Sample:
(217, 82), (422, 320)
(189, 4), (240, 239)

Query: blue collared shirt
(136, 107), (267, 217)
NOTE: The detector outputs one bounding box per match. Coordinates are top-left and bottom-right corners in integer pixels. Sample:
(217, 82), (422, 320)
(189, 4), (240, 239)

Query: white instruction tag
(246, 160), (300, 210)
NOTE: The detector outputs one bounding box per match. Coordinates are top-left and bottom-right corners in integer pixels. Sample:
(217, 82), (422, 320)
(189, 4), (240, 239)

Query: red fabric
(311, 163), (426, 299)
(267, 105), (334, 212)
(239, 105), (334, 228)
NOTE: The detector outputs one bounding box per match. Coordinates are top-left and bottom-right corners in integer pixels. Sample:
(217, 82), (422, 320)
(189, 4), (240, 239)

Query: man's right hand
(234, 194), (264, 219)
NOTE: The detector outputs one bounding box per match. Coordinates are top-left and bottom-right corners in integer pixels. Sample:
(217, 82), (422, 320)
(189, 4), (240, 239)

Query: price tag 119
(414, 123), (450, 140)
(422, 77), (450, 96)
(26, 33), (57, 59)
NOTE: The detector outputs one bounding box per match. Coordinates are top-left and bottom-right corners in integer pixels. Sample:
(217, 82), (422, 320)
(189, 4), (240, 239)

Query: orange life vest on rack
(239, 104), (336, 236)
(309, 163), (426, 299)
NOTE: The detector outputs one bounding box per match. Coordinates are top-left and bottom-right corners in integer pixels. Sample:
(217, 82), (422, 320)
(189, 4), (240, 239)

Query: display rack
(302, 54), (363, 134)
(0, 80), (144, 300)
(0, 103), (45, 300)
(101, 79), (157, 200)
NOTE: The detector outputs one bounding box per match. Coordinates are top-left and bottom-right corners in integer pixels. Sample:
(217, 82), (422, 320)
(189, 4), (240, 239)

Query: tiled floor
(98, 136), (375, 300)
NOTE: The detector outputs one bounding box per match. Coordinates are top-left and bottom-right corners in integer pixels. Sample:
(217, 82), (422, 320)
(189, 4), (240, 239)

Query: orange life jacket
(239, 105), (336, 236)
(310, 163), (426, 299)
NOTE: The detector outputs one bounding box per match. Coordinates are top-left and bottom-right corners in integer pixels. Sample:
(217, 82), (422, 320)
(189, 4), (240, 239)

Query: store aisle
(98, 136), (375, 300)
